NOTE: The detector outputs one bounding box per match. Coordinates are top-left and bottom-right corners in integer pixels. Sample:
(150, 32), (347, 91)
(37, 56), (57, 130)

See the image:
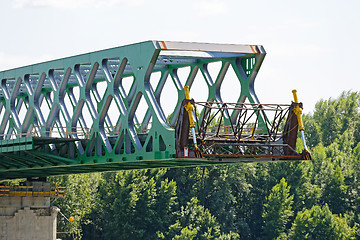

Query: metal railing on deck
(0, 123), (152, 140)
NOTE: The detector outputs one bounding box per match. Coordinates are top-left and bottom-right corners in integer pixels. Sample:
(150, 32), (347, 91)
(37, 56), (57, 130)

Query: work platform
(0, 41), (310, 180)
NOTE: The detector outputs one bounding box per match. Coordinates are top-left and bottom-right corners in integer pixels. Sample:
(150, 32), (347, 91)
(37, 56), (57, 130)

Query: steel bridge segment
(0, 40), (266, 180)
(0, 158), (272, 180)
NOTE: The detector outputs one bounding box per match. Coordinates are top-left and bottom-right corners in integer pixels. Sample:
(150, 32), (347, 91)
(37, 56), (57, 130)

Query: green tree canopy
(95, 169), (177, 240)
(289, 204), (355, 240)
(262, 177), (294, 239)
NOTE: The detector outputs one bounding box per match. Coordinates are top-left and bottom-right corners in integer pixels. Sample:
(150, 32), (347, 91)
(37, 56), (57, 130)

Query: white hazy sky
(0, 0), (359, 114)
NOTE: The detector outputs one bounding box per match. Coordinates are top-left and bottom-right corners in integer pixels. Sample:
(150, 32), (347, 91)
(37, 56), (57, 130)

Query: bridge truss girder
(0, 40), (270, 180)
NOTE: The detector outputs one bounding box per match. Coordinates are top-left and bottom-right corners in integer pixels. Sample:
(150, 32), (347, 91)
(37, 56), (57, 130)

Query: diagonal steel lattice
(0, 40), (298, 180)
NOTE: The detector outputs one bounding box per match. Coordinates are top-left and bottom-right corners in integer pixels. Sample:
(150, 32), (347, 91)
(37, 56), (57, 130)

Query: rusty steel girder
(176, 100), (311, 161)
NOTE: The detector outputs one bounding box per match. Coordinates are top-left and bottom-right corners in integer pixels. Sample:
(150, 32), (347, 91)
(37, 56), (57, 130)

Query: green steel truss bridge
(0, 41), (310, 180)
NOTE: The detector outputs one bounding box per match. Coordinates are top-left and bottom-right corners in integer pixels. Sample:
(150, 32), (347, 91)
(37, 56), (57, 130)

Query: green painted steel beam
(0, 40), (267, 180)
(0, 158), (261, 180)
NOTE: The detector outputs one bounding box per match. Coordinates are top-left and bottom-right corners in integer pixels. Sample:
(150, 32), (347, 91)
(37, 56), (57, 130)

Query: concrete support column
(0, 196), (59, 240)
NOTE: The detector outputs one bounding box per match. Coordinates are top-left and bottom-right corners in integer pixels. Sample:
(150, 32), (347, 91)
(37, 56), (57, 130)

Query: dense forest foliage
(49, 91), (360, 240)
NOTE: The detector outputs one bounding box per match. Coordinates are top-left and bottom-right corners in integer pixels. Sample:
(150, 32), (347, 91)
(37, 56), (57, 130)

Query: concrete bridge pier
(0, 196), (59, 240)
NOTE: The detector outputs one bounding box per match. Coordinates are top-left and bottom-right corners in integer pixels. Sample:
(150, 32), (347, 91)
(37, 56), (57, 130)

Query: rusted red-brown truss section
(176, 101), (311, 161)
